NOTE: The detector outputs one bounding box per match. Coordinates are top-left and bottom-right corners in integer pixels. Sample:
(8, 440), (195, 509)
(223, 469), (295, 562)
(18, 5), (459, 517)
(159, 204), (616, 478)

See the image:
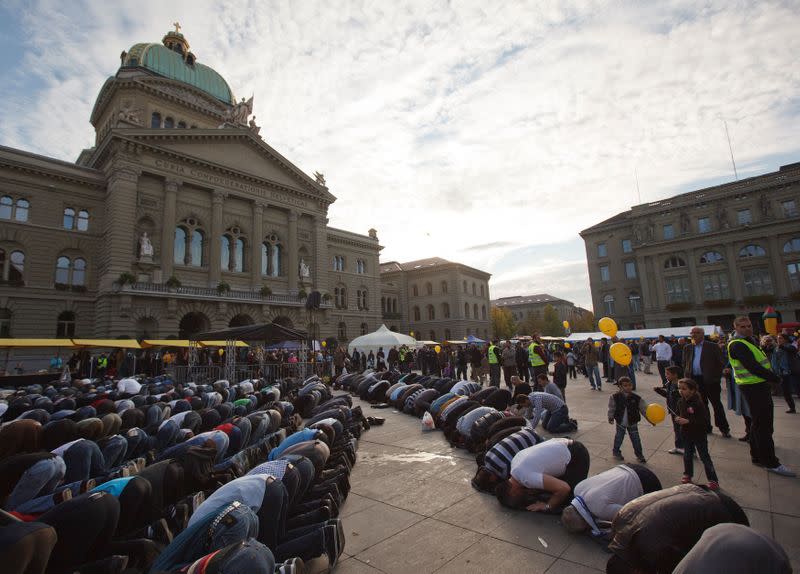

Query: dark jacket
(609, 391), (644, 425)
(553, 362), (567, 387)
(683, 340), (724, 382)
(678, 393), (709, 440)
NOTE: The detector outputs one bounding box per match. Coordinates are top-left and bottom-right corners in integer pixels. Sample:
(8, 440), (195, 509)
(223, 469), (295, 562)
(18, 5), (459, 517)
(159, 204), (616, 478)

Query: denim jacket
(770, 346), (790, 376)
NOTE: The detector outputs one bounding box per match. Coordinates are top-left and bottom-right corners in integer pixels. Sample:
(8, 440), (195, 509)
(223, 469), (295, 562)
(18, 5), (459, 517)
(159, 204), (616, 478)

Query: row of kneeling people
(0, 373), (371, 574)
(336, 369), (792, 574)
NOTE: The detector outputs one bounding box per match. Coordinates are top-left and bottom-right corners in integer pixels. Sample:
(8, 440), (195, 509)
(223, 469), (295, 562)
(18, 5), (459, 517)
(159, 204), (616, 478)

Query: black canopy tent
(193, 322), (308, 344)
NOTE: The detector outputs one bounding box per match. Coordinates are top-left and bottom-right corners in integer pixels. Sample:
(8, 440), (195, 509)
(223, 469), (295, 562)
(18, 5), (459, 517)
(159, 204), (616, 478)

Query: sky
(1, 0), (799, 311)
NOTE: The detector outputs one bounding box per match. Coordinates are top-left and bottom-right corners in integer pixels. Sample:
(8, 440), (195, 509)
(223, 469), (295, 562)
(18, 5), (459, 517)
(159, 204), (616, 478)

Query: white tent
(565, 325), (721, 342)
(347, 324), (417, 355)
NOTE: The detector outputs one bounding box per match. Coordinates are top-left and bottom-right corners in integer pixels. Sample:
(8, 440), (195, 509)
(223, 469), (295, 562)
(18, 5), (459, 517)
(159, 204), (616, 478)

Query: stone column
(653, 259), (666, 308)
(724, 243), (743, 301)
(686, 249), (703, 306)
(636, 255), (651, 311)
(100, 159), (140, 291)
(767, 236), (788, 297)
(161, 179), (179, 280)
(312, 213), (329, 294)
(287, 210), (299, 293)
(251, 202), (264, 288)
(209, 190), (226, 286)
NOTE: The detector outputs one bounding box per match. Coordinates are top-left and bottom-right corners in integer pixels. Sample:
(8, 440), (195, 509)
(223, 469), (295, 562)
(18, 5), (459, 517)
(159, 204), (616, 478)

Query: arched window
(463, 280), (467, 293)
(464, 303), (470, 318)
(220, 236), (231, 270)
(56, 311), (76, 338)
(481, 305), (487, 320)
(261, 243), (269, 277)
(234, 238), (244, 272)
(338, 322), (347, 341)
(55, 256), (87, 287)
(426, 282), (433, 295)
(174, 227), (187, 264)
(151, 112), (161, 128)
(413, 306), (421, 321)
(73, 258), (86, 286)
(480, 284), (485, 297)
(603, 294), (615, 315)
(0, 196), (11, 219)
(335, 286), (347, 309)
(63, 208), (75, 230)
(356, 259), (366, 274)
(700, 251), (724, 264)
(783, 238), (800, 253)
(190, 229), (203, 266)
(664, 256), (686, 269)
(271, 244), (281, 276)
(441, 280), (448, 293)
(412, 284), (419, 297)
(8, 251), (24, 283)
(177, 121), (187, 129)
(77, 210), (89, 231)
(442, 302), (450, 318)
(164, 117), (175, 128)
(628, 291), (642, 313)
(55, 256), (71, 284)
(473, 303), (478, 318)
(472, 282), (477, 295)
(357, 289), (368, 310)
(14, 199), (28, 222)
(739, 244), (766, 258)
(360, 323), (368, 336)
(427, 304), (435, 320)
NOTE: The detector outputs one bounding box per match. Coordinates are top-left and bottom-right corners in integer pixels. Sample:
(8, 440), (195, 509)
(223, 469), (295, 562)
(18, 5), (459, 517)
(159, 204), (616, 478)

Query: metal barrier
(166, 362), (317, 384)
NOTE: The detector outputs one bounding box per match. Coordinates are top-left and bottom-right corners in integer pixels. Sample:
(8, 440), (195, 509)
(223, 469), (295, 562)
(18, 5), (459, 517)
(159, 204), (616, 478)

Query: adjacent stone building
(0, 28), (382, 341)
(491, 294), (585, 324)
(379, 257), (492, 341)
(580, 161), (800, 330)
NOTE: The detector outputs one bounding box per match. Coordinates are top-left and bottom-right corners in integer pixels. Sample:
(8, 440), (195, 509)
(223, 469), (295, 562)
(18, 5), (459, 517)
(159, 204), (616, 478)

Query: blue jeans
(544, 405), (573, 433)
(613, 424), (644, 458)
(683, 435), (718, 482)
(4, 457), (66, 511)
(99, 435), (128, 468)
(587, 365), (601, 389)
(63, 440), (106, 482)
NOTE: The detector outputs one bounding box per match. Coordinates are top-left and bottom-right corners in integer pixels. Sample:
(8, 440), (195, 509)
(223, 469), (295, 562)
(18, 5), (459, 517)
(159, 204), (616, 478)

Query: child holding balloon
(608, 377), (649, 463)
(675, 378), (720, 490)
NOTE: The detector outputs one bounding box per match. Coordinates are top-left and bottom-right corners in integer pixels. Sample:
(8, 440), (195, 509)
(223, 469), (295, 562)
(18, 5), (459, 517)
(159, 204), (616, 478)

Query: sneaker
(707, 480), (720, 491)
(681, 475), (692, 484)
(668, 448), (684, 455)
(612, 451), (624, 460)
(767, 464), (797, 477)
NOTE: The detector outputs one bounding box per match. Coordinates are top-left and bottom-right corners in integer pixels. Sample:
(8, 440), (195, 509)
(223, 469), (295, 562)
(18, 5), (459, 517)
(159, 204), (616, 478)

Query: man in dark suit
(683, 326), (730, 437)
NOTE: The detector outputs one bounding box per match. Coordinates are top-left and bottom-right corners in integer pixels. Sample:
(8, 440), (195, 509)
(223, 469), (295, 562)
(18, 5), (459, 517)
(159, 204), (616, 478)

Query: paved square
(338, 371), (800, 573)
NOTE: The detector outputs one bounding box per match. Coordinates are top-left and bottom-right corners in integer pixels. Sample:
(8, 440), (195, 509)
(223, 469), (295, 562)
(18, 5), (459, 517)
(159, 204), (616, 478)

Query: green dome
(122, 41), (234, 105)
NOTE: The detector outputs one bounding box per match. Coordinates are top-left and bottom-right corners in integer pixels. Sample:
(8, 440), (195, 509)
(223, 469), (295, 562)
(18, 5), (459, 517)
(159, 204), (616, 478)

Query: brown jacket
(682, 340), (723, 382)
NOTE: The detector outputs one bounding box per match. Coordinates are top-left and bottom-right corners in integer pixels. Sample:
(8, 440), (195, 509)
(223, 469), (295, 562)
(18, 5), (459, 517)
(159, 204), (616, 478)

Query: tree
(518, 311), (543, 337)
(491, 307), (516, 339)
(540, 304), (563, 336)
(571, 310), (596, 333)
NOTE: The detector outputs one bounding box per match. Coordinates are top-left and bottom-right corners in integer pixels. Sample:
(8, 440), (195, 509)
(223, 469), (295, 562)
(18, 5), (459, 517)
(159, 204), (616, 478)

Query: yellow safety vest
(488, 345), (499, 364)
(727, 338), (771, 385)
(528, 343), (545, 367)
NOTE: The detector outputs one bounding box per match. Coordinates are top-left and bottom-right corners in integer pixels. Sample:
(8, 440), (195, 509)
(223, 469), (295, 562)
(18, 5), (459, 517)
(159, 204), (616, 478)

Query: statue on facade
(632, 223), (642, 243)
(645, 220), (654, 241)
(759, 193), (771, 218)
(139, 232), (154, 260)
(299, 258), (311, 279)
(314, 171), (326, 186)
(716, 205), (729, 228)
(117, 103), (142, 126)
(680, 211), (690, 234)
(226, 96), (253, 126)
(248, 116), (261, 136)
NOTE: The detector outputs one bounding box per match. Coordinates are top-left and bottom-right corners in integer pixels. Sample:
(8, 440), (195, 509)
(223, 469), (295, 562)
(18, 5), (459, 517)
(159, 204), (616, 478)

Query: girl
(675, 378), (719, 490)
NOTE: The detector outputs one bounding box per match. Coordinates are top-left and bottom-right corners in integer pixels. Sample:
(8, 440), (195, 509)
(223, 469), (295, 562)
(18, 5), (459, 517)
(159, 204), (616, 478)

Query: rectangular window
(600, 265), (610, 282)
(597, 243), (607, 257)
(701, 272), (731, 300)
(788, 262), (800, 293)
(665, 276), (691, 303)
(782, 200), (798, 217)
(737, 209), (752, 226)
(625, 261), (637, 279)
(742, 267), (773, 296)
(663, 224), (674, 240)
(621, 239), (632, 253)
(697, 217), (711, 233)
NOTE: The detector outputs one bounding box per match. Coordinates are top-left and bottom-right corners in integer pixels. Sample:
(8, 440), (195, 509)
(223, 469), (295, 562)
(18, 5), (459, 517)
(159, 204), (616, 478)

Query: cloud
(1, 0), (799, 314)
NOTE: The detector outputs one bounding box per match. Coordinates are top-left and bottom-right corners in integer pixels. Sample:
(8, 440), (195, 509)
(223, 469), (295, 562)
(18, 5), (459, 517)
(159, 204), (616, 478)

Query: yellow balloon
(645, 403), (666, 424)
(562, 320), (570, 329)
(594, 341), (601, 347)
(321, 341), (327, 347)
(564, 342), (571, 348)
(598, 317), (618, 337)
(434, 345), (441, 353)
(218, 348), (224, 356)
(609, 342), (631, 366)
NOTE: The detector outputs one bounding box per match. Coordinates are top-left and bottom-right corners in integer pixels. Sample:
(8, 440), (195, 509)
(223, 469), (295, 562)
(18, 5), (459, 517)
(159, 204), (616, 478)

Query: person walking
(727, 316), (795, 476)
(515, 342), (530, 383)
(582, 338), (602, 391)
(487, 340), (501, 387)
(683, 327), (730, 437)
(527, 335), (548, 382)
(773, 334), (796, 413)
(566, 349), (577, 379)
(675, 378), (720, 490)
(501, 342), (517, 388)
(608, 377), (648, 463)
(639, 339), (652, 374)
(653, 335), (672, 385)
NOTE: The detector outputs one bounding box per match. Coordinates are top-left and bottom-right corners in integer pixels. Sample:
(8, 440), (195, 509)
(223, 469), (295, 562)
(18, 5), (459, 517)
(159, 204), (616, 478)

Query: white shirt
(573, 465), (643, 522)
(510, 437), (572, 490)
(653, 342), (673, 361)
(117, 378), (141, 394)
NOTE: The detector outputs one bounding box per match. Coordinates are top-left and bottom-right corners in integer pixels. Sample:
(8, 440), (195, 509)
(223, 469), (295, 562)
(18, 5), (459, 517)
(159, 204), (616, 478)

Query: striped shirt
(456, 407), (497, 438)
(483, 427), (543, 479)
(528, 392), (566, 429)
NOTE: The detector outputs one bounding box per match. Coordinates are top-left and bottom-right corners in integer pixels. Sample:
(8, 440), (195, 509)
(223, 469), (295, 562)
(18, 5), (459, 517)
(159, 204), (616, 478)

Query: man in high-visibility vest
(727, 316), (795, 477)
(528, 335), (547, 388)
(487, 340), (501, 387)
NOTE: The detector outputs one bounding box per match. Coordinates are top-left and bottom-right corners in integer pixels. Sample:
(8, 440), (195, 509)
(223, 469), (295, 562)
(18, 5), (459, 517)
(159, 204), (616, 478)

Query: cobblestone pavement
(336, 371), (800, 573)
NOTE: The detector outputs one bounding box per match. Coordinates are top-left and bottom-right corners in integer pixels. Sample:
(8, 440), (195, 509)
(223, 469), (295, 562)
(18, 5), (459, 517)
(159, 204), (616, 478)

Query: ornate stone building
(0, 28), (382, 341)
(580, 161), (800, 331)
(491, 294), (585, 324)
(379, 257), (492, 341)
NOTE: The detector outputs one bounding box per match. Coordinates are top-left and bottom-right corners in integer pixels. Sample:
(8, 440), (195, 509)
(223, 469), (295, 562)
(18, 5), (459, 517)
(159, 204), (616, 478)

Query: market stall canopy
(347, 324), (417, 355)
(199, 341), (249, 348)
(142, 340), (192, 348)
(565, 325), (721, 342)
(72, 339), (142, 349)
(193, 322), (307, 345)
(0, 339), (76, 348)
(465, 335), (486, 344)
(415, 340), (439, 346)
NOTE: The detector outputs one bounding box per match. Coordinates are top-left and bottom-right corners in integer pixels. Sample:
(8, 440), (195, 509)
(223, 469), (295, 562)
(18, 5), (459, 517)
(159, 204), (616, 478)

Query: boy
(655, 365), (684, 455)
(675, 378), (720, 490)
(608, 376), (648, 463)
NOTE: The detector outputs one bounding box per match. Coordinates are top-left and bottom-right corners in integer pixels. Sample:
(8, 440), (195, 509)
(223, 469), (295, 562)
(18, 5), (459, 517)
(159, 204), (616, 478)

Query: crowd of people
(0, 371), (376, 573)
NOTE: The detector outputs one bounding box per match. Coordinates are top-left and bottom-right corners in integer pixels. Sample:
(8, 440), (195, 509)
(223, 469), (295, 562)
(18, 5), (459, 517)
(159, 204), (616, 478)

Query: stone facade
(0, 30), (382, 342)
(491, 294), (585, 324)
(580, 161), (800, 330)
(379, 257), (492, 341)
